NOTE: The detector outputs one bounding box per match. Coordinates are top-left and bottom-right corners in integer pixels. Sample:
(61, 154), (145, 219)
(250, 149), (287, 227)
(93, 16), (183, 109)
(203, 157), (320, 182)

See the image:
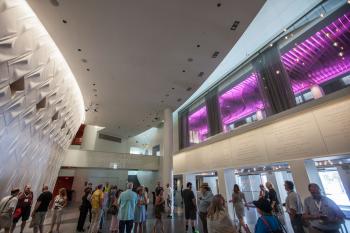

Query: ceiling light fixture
(217, 3), (221, 7)
(62, 19), (67, 24)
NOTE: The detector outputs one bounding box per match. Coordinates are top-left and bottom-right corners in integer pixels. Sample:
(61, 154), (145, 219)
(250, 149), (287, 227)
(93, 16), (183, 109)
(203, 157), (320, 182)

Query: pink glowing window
(218, 72), (265, 132)
(188, 105), (209, 144)
(281, 11), (350, 95)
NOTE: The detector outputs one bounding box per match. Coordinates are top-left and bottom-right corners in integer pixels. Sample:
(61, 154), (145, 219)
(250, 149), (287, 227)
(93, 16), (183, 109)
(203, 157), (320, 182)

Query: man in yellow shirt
(88, 185), (103, 233)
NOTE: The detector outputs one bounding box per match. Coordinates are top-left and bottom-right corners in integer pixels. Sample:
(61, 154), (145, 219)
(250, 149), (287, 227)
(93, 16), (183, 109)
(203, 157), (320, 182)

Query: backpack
(260, 216), (286, 233)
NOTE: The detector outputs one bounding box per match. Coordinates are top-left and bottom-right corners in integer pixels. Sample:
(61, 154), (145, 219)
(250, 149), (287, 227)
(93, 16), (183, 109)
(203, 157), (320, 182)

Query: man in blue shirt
(118, 182), (137, 233)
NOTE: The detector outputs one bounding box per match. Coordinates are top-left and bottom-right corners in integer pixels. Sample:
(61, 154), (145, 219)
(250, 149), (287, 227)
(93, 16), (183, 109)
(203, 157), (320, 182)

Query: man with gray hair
(118, 182), (138, 233)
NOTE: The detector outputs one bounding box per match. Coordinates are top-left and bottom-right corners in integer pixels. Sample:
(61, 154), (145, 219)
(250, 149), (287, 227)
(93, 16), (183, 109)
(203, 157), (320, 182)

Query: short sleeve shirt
(183, 189), (195, 210)
(285, 191), (303, 214)
(91, 189), (104, 209)
(0, 195), (18, 215)
(117, 189), (138, 221)
(36, 191), (53, 212)
(304, 196), (345, 231)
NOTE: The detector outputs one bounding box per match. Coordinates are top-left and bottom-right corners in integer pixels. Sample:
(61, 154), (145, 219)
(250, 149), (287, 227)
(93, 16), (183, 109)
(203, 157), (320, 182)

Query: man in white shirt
(0, 188), (20, 233)
(284, 181), (305, 233)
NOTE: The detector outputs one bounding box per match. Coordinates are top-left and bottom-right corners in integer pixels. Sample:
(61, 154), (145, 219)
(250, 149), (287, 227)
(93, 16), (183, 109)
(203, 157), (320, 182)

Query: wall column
(337, 165), (350, 201)
(162, 108), (174, 214)
(81, 125), (98, 150)
(289, 159), (323, 201)
(217, 169), (236, 219)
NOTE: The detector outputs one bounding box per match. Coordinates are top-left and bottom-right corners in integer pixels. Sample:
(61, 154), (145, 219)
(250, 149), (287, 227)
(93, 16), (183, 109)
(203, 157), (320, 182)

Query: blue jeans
(119, 220), (133, 233)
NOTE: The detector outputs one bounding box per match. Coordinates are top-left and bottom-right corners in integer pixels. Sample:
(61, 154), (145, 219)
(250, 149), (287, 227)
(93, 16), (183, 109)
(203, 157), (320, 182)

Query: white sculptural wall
(0, 0), (84, 198)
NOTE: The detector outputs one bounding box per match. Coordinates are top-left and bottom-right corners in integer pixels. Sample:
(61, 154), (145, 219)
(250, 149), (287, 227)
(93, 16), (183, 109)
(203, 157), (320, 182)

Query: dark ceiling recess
(177, 98), (182, 102)
(186, 87), (192, 91)
(187, 58), (193, 62)
(198, 72), (204, 77)
(82, 58), (88, 63)
(217, 3), (222, 7)
(182, 70), (186, 73)
(62, 19), (67, 24)
(78, 49), (82, 52)
(50, 0), (60, 7)
(230, 20), (240, 31)
(99, 133), (122, 143)
(196, 44), (200, 48)
(171, 87), (175, 90)
(212, 51), (220, 58)
(87, 68), (90, 71)
(165, 94), (169, 97)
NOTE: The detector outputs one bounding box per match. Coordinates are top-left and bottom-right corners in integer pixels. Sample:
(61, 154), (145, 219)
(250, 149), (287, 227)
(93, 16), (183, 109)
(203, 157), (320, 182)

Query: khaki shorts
(0, 213), (12, 229)
(33, 211), (47, 227)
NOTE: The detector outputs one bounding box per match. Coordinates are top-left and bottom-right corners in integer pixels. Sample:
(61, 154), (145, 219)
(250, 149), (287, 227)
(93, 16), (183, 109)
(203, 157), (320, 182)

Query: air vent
(198, 72), (204, 77)
(230, 20), (240, 31)
(212, 51), (220, 58)
(99, 133), (122, 143)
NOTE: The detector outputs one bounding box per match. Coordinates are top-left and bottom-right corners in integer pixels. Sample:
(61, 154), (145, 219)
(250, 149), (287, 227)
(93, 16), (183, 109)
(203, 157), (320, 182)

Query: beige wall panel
(312, 97), (350, 155)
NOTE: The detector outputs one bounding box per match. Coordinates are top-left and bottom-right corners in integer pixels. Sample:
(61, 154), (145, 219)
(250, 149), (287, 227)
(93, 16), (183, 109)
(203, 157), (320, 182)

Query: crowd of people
(0, 179), (346, 233)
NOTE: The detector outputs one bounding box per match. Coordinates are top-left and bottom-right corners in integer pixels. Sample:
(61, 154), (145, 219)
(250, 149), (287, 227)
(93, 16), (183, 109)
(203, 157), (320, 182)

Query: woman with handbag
(109, 189), (121, 233)
(77, 187), (92, 232)
(48, 188), (67, 233)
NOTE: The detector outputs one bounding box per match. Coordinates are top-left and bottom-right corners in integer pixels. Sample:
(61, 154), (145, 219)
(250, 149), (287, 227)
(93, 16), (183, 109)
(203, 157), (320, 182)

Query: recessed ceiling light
(62, 19), (67, 24)
(94, 94), (97, 97)
(198, 72), (204, 77)
(182, 70), (186, 73)
(177, 98), (182, 102)
(77, 48), (82, 52)
(186, 87), (192, 91)
(86, 68), (90, 71)
(92, 83), (96, 86)
(217, 3), (221, 7)
(82, 58), (88, 63)
(196, 44), (201, 48)
(171, 87), (175, 90)
(187, 58), (193, 62)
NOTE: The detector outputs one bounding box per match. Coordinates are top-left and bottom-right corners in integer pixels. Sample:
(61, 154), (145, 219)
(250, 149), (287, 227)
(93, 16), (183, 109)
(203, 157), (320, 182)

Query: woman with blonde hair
(48, 188), (67, 233)
(207, 194), (236, 233)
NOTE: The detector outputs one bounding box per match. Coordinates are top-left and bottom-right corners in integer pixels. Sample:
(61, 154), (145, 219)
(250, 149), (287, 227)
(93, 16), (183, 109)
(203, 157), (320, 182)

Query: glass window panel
(218, 71), (265, 132)
(188, 105), (209, 144)
(281, 11), (350, 100)
(319, 170), (350, 206)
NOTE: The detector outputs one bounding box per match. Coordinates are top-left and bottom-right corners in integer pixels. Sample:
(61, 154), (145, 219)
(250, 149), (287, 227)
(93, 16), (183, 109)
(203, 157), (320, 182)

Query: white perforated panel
(0, 0), (84, 198)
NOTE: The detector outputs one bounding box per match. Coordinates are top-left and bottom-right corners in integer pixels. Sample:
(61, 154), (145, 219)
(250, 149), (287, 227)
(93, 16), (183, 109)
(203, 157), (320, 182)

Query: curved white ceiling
(27, 0), (265, 137)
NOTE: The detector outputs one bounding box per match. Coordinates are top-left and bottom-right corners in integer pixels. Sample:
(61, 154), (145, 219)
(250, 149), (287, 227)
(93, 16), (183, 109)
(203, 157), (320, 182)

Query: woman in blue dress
(134, 186), (148, 233)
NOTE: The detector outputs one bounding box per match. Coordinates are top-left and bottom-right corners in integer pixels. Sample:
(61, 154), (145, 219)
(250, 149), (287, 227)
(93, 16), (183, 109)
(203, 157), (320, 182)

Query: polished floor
(12, 204), (350, 233)
(15, 204), (207, 233)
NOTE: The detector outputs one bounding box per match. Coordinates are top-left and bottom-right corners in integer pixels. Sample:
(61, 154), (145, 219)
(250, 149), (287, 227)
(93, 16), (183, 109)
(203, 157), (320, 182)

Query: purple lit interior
(188, 105), (209, 142)
(281, 11), (350, 95)
(218, 72), (264, 130)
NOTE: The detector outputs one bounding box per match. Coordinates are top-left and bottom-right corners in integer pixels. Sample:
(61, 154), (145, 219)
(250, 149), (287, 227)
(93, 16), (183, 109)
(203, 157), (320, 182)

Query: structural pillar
(162, 108), (174, 214)
(217, 169), (236, 219)
(337, 165), (350, 201)
(289, 159), (324, 201)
